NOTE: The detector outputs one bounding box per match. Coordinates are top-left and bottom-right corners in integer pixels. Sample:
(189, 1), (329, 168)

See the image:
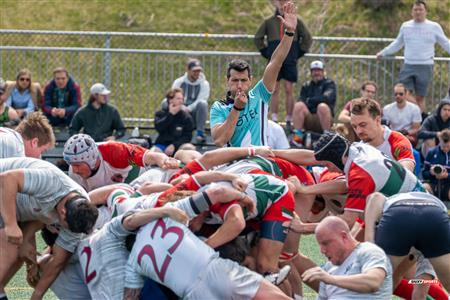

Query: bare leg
(256, 238), (284, 273)
(270, 81), (281, 121)
(415, 96), (426, 113)
(293, 253), (320, 292)
(253, 279), (291, 300)
(0, 228), (21, 293)
(281, 259), (302, 297)
(429, 253), (450, 292)
(284, 81), (295, 120)
(316, 103), (332, 131)
(293, 102), (309, 131)
(389, 255), (410, 289)
(412, 273), (432, 300)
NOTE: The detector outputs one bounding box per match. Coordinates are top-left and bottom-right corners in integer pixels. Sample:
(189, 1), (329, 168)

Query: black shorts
(277, 63), (298, 83)
(375, 204), (450, 258)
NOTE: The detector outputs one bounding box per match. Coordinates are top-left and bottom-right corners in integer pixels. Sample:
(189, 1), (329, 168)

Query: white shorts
(183, 258), (263, 300)
(50, 262), (91, 300)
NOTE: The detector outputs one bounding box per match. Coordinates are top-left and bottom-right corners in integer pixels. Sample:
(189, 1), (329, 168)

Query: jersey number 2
(138, 218), (184, 283)
(81, 246), (97, 284)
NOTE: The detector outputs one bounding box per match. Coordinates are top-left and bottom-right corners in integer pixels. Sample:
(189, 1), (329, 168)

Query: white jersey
(77, 216), (133, 300)
(318, 242), (392, 300)
(125, 217), (217, 297)
(0, 127), (25, 158)
(383, 192), (447, 213)
(130, 167), (178, 188)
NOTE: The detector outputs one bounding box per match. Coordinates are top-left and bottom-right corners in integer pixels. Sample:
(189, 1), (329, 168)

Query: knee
(293, 102), (307, 114)
(317, 103), (331, 116)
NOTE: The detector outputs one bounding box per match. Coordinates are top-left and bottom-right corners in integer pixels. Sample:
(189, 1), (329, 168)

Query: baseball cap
(0, 78), (6, 94)
(310, 60), (324, 70)
(187, 59), (202, 71)
(90, 83), (111, 95)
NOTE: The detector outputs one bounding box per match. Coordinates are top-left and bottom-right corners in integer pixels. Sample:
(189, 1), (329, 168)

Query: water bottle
(131, 126), (140, 138)
(305, 133), (312, 149)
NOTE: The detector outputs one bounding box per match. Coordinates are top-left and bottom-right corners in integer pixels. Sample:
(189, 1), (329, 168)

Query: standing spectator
(43, 67), (82, 127)
(0, 78), (19, 127)
(69, 83), (125, 142)
(4, 69), (42, 118)
(337, 81), (378, 142)
(422, 129), (450, 202)
(376, 0), (450, 113)
(210, 1), (297, 147)
(292, 61), (336, 146)
(154, 88), (195, 156)
(302, 216), (392, 299)
(418, 98), (450, 157)
(254, 0), (312, 131)
(383, 83), (422, 147)
(171, 58), (210, 143)
(267, 120), (290, 149)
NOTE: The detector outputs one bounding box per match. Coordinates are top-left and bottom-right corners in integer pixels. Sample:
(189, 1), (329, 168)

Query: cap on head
(0, 77), (6, 94)
(187, 58), (202, 71)
(310, 60), (324, 70)
(313, 132), (350, 172)
(90, 83), (111, 95)
(63, 134), (99, 170)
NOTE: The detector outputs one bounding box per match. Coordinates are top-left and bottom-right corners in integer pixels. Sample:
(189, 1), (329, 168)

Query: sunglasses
(394, 92), (404, 96)
(19, 77), (30, 82)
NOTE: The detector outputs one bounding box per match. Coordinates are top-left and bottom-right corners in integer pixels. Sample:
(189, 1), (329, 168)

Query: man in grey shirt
(302, 216), (392, 299)
(0, 157), (98, 300)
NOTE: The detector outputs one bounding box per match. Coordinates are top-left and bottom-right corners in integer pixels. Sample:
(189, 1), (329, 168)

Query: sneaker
(285, 121), (292, 135)
(264, 265), (291, 286)
(291, 133), (304, 148)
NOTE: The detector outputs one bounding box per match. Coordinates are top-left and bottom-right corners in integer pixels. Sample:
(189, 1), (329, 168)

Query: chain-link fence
(1, 30), (449, 126)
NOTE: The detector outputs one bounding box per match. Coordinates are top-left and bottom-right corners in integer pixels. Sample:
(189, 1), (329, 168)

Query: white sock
(286, 115), (292, 122)
(294, 295), (303, 300)
(272, 113), (278, 122)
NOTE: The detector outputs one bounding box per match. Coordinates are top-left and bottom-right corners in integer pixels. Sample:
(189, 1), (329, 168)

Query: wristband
(284, 30), (294, 37)
(233, 105), (244, 111)
(247, 147), (255, 156)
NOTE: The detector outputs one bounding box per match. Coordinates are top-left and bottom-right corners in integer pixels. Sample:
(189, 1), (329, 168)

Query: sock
(393, 279), (413, 299)
(428, 282), (448, 300)
(272, 113), (278, 122)
(0, 292), (8, 300)
(196, 130), (204, 137)
(294, 295), (303, 300)
(285, 115), (292, 122)
(294, 129), (304, 137)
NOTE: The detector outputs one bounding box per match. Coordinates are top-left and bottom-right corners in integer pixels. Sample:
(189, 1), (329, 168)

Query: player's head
(63, 134), (100, 178)
(226, 59), (252, 97)
(350, 97), (382, 143)
(313, 132), (350, 172)
(15, 112), (55, 158)
(61, 194), (98, 234)
(217, 237), (249, 264)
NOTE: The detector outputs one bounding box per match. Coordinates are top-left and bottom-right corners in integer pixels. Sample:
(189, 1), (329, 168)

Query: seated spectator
(418, 97), (450, 157)
(4, 68), (42, 118)
(302, 216), (392, 299)
(292, 60), (336, 146)
(42, 67), (81, 127)
(422, 128), (450, 202)
(69, 83), (125, 142)
(383, 83), (422, 147)
(0, 78), (19, 128)
(153, 88), (194, 156)
(267, 120), (290, 149)
(338, 81), (377, 142)
(168, 58), (210, 143)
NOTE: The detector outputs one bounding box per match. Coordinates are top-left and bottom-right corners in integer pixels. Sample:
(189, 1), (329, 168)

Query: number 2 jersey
(125, 217), (218, 297)
(344, 143), (424, 213)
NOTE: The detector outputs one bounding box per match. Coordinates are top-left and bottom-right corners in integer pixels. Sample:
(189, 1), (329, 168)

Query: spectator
(4, 68), (42, 118)
(338, 81), (377, 142)
(383, 83), (422, 147)
(351, 97), (416, 172)
(170, 58), (210, 143)
(254, 0), (312, 131)
(422, 128), (450, 202)
(302, 216), (392, 299)
(0, 78), (19, 128)
(0, 111), (55, 158)
(43, 67), (82, 127)
(376, 0), (450, 113)
(69, 83), (125, 142)
(210, 1), (297, 147)
(154, 88), (195, 156)
(267, 120), (290, 149)
(418, 97), (450, 157)
(292, 61), (336, 146)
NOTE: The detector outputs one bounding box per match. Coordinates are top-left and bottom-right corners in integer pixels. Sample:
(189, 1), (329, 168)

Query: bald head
(315, 216), (350, 235)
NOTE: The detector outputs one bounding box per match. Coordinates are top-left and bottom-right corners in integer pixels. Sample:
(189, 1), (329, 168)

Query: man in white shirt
(267, 120), (290, 149)
(302, 216), (392, 299)
(376, 0), (450, 112)
(383, 83), (422, 146)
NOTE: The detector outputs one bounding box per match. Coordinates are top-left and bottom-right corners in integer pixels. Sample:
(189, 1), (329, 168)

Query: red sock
(394, 279), (413, 299)
(428, 282), (448, 300)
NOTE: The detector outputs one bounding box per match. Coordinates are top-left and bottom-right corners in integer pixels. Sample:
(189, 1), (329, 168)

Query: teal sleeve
(251, 80), (272, 105)
(209, 101), (228, 128)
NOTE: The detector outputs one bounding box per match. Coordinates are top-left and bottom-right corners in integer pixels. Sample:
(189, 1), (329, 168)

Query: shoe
(291, 133), (304, 148)
(285, 121), (292, 135)
(264, 265), (291, 286)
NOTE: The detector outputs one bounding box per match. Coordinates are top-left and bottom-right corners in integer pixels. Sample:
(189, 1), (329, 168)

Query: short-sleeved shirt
(344, 143), (424, 213)
(318, 242), (392, 300)
(210, 80), (272, 147)
(0, 127), (25, 158)
(77, 216), (133, 300)
(383, 102), (421, 131)
(125, 217), (218, 297)
(69, 142), (148, 191)
(0, 157), (87, 252)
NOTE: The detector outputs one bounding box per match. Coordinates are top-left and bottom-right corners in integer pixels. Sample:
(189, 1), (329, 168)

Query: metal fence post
(319, 40), (325, 55)
(103, 35), (111, 87)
